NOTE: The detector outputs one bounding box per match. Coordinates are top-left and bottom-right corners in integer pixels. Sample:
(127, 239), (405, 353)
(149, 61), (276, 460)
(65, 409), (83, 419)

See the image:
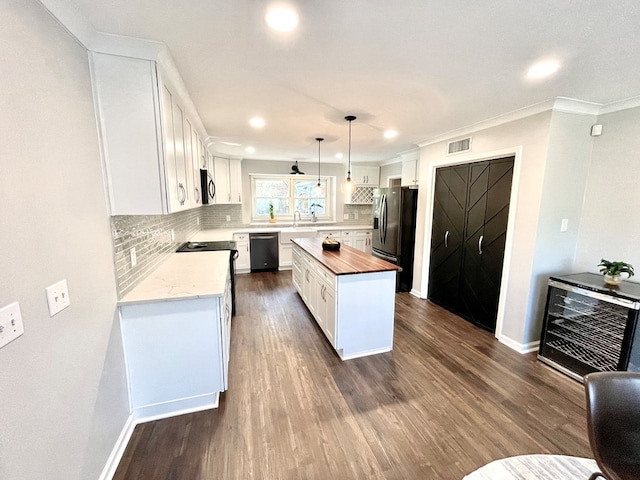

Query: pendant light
(344, 115), (356, 193)
(314, 137), (323, 195)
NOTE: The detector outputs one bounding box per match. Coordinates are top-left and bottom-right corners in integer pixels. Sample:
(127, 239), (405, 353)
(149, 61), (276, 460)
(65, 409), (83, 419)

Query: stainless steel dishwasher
(250, 232), (279, 272)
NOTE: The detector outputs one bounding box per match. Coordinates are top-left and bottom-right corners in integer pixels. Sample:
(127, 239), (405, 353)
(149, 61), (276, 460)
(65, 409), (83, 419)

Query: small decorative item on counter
(322, 236), (340, 251)
(268, 202), (277, 223)
(598, 259), (635, 285)
(310, 202), (323, 223)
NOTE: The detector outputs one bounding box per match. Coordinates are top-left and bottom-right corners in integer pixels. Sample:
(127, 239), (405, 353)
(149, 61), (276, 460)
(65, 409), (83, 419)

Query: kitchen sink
(279, 227), (318, 244)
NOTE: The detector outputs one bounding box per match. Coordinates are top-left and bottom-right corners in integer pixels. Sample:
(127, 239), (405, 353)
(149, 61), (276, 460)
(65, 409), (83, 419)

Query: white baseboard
(498, 335), (540, 354)
(409, 288), (424, 298)
(133, 392), (219, 424)
(340, 346), (392, 361)
(99, 414), (136, 480)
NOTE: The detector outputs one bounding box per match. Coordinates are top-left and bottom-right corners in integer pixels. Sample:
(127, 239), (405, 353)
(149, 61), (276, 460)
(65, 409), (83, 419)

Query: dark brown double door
(428, 156), (514, 332)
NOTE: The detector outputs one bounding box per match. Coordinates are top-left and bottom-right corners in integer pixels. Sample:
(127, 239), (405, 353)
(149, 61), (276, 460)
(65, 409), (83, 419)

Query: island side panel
(336, 270), (396, 360)
(119, 296), (223, 421)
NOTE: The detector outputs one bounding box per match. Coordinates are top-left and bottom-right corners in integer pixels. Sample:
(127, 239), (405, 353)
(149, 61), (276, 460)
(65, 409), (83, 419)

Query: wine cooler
(538, 273), (640, 381)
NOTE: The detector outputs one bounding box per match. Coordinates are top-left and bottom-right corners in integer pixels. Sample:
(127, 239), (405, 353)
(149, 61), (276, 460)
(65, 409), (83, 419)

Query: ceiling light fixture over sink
(315, 137), (323, 195)
(344, 115), (356, 193)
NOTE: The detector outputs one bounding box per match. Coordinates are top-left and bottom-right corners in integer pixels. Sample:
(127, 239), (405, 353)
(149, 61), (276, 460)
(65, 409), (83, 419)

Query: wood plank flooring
(113, 271), (591, 479)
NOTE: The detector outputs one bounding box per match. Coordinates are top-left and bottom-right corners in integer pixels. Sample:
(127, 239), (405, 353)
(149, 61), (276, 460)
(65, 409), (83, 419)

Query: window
(251, 174), (334, 222)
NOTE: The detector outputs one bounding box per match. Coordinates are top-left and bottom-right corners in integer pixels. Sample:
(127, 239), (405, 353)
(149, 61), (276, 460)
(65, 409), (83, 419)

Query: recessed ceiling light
(384, 130), (398, 139)
(245, 146), (256, 154)
(335, 153), (344, 159)
(249, 117), (265, 129)
(526, 60), (560, 79)
(265, 5), (299, 32)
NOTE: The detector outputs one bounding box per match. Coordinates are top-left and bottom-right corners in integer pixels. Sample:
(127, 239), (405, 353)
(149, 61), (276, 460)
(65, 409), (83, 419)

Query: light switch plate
(560, 218), (569, 232)
(343, 213), (349, 220)
(130, 247), (137, 267)
(0, 302), (24, 349)
(46, 279), (70, 317)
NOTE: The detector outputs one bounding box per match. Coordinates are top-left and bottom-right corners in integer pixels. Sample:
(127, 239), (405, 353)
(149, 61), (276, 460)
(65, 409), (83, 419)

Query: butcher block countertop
(292, 238), (400, 276)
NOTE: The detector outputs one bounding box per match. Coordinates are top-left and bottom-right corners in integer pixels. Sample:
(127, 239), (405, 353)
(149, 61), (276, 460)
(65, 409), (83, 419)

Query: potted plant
(598, 259), (635, 285)
(268, 202), (276, 223)
(310, 203), (323, 222)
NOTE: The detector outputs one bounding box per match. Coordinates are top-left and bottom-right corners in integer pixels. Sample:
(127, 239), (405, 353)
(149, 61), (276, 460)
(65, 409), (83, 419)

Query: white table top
(118, 251), (230, 306)
(464, 454), (599, 480)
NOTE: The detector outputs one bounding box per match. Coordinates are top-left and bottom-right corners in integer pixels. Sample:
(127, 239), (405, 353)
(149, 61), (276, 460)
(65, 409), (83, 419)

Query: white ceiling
(51, 0), (640, 164)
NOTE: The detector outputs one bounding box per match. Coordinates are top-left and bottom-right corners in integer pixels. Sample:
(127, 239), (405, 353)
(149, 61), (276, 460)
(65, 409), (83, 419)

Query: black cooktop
(176, 241), (237, 252)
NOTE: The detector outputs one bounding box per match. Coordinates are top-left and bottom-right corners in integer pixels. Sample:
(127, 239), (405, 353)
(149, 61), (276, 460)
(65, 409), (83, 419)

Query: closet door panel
(428, 165), (468, 309)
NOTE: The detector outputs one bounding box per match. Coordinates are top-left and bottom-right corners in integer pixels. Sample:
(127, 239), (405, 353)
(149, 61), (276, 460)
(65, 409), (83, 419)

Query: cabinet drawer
(318, 230), (341, 239)
(353, 230), (372, 237)
(233, 233), (248, 241)
(316, 264), (335, 288)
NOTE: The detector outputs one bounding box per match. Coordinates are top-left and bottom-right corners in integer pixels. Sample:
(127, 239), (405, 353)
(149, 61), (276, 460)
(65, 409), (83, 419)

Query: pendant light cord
(345, 115), (356, 182)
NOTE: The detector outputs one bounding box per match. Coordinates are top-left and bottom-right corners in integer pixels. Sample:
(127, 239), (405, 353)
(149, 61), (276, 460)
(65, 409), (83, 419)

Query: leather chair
(584, 372), (640, 480)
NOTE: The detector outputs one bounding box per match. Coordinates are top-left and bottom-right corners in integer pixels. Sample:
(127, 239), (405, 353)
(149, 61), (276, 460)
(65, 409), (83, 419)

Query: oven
(176, 241), (238, 315)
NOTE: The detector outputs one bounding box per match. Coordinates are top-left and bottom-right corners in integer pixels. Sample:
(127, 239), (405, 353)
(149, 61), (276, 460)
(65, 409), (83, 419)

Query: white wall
(379, 162), (402, 186)
(415, 111), (554, 348)
(574, 106), (640, 275)
(525, 111), (596, 341)
(0, 2), (129, 479)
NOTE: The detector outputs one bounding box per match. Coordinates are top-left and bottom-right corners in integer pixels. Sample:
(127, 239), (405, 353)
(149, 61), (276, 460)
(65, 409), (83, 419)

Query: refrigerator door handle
(478, 235), (484, 255)
(379, 194), (385, 245)
(444, 230), (449, 248)
(382, 194), (388, 245)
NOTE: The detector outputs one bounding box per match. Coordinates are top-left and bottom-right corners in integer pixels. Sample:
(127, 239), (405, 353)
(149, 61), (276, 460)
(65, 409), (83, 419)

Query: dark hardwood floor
(113, 271), (591, 479)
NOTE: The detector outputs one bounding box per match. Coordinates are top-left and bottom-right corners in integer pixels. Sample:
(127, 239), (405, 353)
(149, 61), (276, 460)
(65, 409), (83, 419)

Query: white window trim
(250, 174), (336, 222)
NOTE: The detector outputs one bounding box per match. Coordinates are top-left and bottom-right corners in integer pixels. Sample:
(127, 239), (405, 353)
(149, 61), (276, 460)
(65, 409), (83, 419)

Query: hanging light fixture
(314, 137), (323, 195)
(344, 115), (356, 193)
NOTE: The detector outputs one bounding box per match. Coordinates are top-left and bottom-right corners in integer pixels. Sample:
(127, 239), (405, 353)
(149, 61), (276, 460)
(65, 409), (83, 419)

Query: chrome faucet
(293, 210), (302, 227)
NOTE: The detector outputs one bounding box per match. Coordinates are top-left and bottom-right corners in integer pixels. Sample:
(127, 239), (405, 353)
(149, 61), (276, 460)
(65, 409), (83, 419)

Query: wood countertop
(292, 238), (400, 276)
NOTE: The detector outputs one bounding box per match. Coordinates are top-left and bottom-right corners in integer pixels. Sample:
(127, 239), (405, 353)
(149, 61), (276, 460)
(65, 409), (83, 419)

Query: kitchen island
(118, 251), (232, 421)
(291, 238), (400, 360)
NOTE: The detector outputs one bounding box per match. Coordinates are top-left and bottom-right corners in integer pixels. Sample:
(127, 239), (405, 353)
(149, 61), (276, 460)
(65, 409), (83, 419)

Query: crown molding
(599, 95), (640, 115)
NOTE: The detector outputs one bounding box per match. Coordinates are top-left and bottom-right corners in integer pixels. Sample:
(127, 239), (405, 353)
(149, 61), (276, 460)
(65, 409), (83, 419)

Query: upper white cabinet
(401, 158), (419, 186)
(350, 165), (380, 186)
(213, 157), (242, 204)
(90, 52), (206, 215)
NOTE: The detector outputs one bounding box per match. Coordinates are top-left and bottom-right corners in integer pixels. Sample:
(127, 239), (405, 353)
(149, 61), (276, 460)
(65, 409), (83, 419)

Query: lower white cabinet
(119, 272), (231, 421)
(233, 233), (250, 273)
(317, 229), (372, 254)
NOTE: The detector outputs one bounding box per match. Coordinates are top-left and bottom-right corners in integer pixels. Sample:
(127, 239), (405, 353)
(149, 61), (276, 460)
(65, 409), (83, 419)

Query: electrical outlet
(343, 213), (349, 220)
(45, 280), (70, 317)
(196, 217), (200, 226)
(226, 215), (231, 222)
(354, 212), (359, 220)
(130, 247), (137, 267)
(170, 229), (175, 242)
(0, 302), (24, 349)
(560, 219), (569, 232)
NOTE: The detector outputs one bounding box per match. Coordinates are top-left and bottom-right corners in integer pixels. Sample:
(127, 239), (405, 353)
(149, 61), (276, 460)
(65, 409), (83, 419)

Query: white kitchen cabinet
(90, 52), (203, 215)
(315, 264), (337, 345)
(292, 247), (303, 292)
(401, 158), (419, 186)
(214, 157), (242, 204)
(352, 230), (372, 254)
(233, 233), (250, 273)
(302, 254), (317, 315)
(119, 270), (231, 420)
(351, 165), (380, 186)
(229, 159), (243, 204)
(186, 120), (202, 207)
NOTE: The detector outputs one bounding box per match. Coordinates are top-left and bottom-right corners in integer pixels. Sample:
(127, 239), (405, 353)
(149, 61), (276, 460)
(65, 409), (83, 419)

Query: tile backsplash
(342, 204), (373, 225)
(111, 209), (200, 297)
(201, 204), (244, 228)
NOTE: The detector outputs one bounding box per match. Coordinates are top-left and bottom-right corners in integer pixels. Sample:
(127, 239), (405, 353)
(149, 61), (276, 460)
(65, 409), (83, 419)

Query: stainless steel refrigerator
(372, 186), (418, 292)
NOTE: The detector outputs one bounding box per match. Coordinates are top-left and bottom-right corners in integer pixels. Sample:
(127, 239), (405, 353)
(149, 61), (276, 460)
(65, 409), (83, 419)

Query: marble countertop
(118, 251), (230, 306)
(191, 224), (372, 242)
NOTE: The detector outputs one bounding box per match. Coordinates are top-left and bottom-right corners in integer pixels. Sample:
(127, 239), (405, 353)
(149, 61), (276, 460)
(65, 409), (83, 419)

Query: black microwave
(200, 169), (216, 204)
